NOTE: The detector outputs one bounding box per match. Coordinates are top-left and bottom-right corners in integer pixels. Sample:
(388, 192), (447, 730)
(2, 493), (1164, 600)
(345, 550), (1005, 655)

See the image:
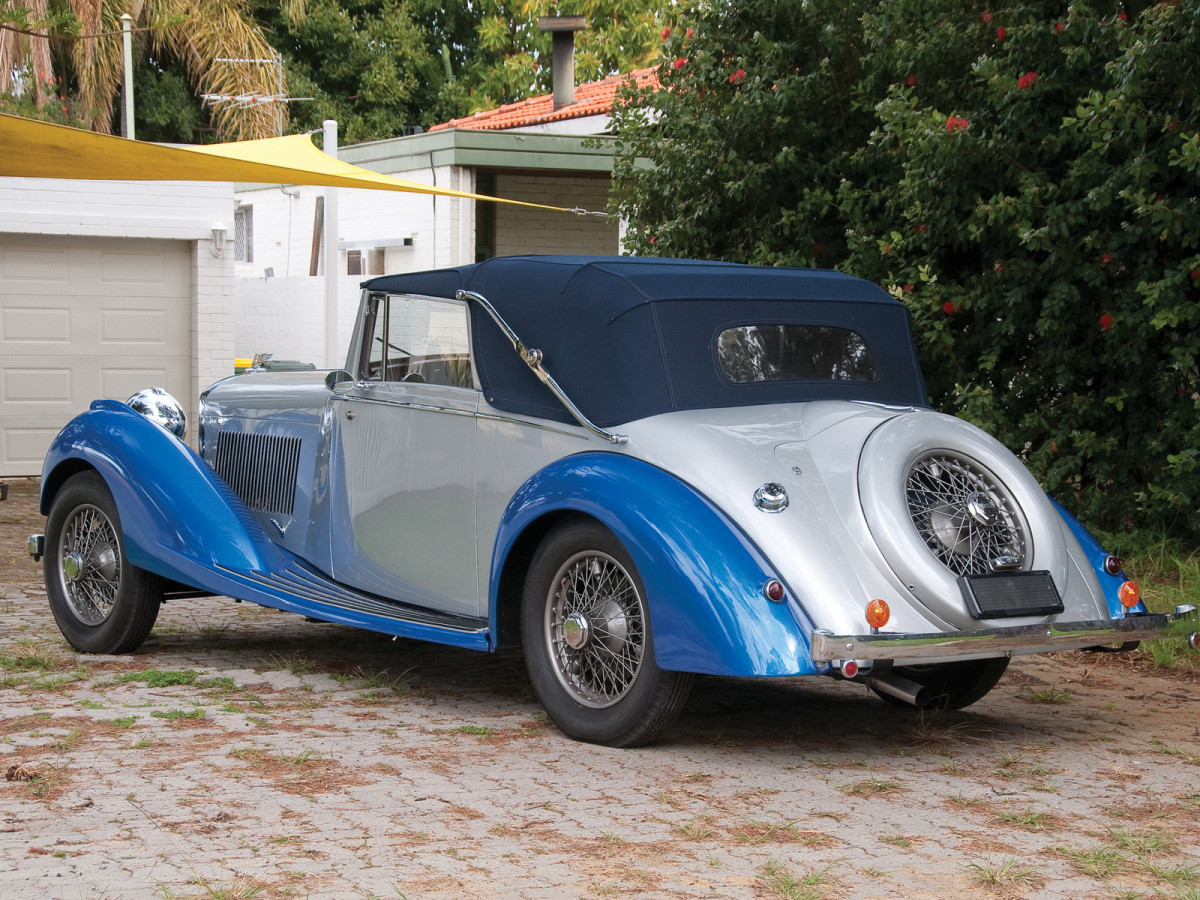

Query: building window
(234, 206), (253, 262)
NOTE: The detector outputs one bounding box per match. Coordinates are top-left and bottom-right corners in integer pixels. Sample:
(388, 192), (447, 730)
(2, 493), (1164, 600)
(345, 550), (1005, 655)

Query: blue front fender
(41, 400), (286, 582)
(491, 453), (820, 677)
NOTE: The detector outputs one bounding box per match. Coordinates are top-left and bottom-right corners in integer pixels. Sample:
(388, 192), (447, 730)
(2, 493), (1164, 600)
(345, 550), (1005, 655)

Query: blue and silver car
(29, 256), (1198, 746)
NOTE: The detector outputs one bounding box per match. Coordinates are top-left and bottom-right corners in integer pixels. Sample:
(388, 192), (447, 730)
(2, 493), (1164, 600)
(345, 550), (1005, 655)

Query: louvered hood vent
(212, 431), (301, 517)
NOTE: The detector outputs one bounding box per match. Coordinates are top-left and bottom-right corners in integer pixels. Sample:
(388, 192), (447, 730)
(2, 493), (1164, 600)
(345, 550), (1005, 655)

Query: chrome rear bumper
(810, 605), (1198, 663)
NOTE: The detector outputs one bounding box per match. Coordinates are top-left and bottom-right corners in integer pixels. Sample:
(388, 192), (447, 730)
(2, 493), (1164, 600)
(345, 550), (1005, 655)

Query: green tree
(612, 0), (1200, 539)
(250, 0), (455, 142)
(0, 0), (299, 139)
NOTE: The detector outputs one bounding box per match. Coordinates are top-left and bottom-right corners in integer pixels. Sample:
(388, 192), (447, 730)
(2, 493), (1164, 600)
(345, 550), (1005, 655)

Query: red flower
(685, 27), (694, 38)
(906, 74), (917, 87)
(1017, 71), (1038, 90)
(1100, 253), (1114, 264)
(993, 261), (1005, 274)
(943, 301), (958, 315)
(982, 10), (993, 23)
(996, 26), (1006, 40)
(1055, 21), (1065, 33)
(660, 27), (671, 40)
(917, 223), (928, 234)
(1118, 11), (1128, 21)
(1190, 269), (1199, 281)
(946, 115), (970, 132)
(672, 57), (687, 69)
(729, 68), (746, 84)
(1099, 314), (1114, 331)
(902, 283), (914, 293)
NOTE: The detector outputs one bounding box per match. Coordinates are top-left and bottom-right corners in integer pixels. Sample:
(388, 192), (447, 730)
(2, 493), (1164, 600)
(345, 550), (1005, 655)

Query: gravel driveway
(2, 477), (1199, 899)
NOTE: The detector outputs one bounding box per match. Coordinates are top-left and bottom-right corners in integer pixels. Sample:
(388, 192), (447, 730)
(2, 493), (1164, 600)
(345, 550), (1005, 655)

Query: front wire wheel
(45, 471), (162, 654)
(523, 520), (693, 747)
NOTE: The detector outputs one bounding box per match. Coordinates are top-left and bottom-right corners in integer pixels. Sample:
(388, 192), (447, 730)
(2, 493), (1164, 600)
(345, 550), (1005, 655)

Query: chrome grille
(905, 453), (1026, 577)
(212, 431), (301, 516)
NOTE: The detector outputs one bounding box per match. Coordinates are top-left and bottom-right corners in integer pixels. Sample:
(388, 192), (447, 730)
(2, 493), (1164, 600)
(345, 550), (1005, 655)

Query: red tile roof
(429, 67), (660, 133)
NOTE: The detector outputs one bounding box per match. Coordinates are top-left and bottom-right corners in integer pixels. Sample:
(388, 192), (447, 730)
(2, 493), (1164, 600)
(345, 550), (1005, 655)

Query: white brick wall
(234, 275), (363, 368)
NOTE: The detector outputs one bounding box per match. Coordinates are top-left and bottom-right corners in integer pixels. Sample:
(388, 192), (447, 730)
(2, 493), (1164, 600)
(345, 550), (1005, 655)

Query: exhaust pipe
(869, 672), (933, 708)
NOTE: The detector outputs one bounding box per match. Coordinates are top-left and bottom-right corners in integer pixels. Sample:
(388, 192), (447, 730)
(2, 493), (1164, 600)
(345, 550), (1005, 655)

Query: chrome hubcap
(545, 551), (645, 709)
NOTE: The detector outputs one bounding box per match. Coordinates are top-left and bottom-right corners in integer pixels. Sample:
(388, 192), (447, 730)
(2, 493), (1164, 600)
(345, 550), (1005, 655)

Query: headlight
(126, 387), (187, 440)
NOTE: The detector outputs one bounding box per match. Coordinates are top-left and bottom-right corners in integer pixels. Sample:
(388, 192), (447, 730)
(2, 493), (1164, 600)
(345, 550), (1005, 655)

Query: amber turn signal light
(866, 598), (890, 629)
(1118, 580), (1141, 608)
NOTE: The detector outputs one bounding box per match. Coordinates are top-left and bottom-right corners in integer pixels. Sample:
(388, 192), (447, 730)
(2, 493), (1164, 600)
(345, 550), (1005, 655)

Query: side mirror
(325, 369), (354, 394)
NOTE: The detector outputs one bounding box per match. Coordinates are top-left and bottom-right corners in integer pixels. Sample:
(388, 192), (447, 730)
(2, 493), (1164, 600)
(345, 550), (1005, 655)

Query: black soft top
(362, 256), (929, 428)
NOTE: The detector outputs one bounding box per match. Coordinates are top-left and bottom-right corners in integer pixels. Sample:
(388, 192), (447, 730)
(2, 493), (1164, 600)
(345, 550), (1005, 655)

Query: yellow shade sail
(0, 114), (566, 211)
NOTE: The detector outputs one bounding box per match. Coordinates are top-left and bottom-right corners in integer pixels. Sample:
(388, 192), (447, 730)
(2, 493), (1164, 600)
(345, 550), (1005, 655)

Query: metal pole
(120, 14), (134, 140)
(276, 50), (284, 137)
(323, 120), (339, 368)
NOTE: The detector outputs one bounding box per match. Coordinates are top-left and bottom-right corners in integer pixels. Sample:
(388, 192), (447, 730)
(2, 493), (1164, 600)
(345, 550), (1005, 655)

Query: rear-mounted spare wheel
(857, 412), (1068, 629)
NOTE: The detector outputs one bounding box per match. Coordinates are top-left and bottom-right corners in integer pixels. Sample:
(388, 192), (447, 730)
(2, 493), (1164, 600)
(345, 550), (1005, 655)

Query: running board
(214, 561), (490, 648)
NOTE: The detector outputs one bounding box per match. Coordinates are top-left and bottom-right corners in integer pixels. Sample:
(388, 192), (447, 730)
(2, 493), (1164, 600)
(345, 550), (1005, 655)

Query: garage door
(0, 234), (191, 477)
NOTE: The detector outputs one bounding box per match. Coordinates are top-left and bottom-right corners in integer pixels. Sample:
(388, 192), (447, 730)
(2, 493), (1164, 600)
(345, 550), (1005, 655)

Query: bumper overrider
(810, 605), (1199, 664)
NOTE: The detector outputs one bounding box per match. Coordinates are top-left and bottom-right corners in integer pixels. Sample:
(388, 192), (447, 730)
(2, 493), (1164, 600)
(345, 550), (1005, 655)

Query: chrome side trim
(457, 288), (628, 445)
(810, 605), (1198, 663)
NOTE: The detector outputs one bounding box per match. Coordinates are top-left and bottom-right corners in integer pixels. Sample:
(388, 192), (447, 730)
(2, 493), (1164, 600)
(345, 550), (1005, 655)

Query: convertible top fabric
(363, 256), (930, 427)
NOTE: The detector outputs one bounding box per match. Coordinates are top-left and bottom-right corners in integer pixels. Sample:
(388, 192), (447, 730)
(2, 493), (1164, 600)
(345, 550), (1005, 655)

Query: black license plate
(959, 570), (1064, 619)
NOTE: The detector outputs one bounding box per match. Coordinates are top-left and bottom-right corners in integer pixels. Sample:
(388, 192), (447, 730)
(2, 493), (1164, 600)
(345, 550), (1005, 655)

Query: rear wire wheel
(44, 471), (162, 654)
(522, 520), (693, 747)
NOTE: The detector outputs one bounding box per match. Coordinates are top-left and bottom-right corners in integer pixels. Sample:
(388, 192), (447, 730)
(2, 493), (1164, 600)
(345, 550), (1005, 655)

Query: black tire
(522, 520), (693, 747)
(874, 657), (1010, 710)
(44, 471), (162, 654)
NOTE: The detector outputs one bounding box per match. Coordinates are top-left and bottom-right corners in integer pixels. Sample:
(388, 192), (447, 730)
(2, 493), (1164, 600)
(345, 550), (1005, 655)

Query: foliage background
(612, 0), (1200, 541)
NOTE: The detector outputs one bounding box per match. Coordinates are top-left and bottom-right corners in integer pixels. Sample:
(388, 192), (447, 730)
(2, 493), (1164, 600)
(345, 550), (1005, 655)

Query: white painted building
(232, 69), (655, 368)
(0, 178), (235, 475)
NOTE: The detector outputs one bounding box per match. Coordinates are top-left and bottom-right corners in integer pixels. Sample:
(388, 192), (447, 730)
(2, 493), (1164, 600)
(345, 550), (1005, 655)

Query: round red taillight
(842, 660), (860, 678)
(1104, 555), (1124, 577)
(763, 579), (786, 603)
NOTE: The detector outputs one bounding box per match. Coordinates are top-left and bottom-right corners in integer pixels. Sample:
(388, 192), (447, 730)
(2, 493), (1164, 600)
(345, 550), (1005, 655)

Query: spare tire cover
(858, 411), (1067, 629)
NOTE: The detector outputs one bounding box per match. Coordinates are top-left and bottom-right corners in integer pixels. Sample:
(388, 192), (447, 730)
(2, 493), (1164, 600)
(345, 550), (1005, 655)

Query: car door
(328, 292), (481, 617)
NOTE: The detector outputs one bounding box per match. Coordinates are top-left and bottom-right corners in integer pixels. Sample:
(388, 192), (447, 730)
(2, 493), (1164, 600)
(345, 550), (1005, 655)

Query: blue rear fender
(41, 400), (285, 583)
(1049, 496), (1146, 617)
(491, 452), (820, 677)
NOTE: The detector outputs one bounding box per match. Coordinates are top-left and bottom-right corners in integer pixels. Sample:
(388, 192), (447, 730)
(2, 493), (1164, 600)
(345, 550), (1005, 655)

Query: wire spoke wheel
(56, 504), (123, 626)
(906, 454), (1027, 576)
(545, 550), (645, 708)
(44, 471), (162, 654)
(522, 520), (693, 747)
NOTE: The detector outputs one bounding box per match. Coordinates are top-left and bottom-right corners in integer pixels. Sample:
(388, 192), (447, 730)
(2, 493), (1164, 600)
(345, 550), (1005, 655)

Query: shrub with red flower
(1055, 21), (1065, 33)
(942, 301), (958, 315)
(1017, 71), (1038, 90)
(945, 115), (970, 132)
(672, 57), (687, 70)
(906, 74), (916, 87)
(660, 27), (671, 40)
(729, 68), (746, 84)
(1099, 314), (1114, 331)
(982, 10), (993, 23)
(996, 26), (1006, 40)
(1100, 253), (1114, 264)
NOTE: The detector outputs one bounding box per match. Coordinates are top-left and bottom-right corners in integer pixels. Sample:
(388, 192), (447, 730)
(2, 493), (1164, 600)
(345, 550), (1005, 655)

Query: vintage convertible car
(29, 256), (1198, 746)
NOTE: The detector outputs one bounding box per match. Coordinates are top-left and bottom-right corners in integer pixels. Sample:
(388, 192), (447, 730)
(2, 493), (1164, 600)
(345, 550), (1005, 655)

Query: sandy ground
(2, 476), (1199, 900)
